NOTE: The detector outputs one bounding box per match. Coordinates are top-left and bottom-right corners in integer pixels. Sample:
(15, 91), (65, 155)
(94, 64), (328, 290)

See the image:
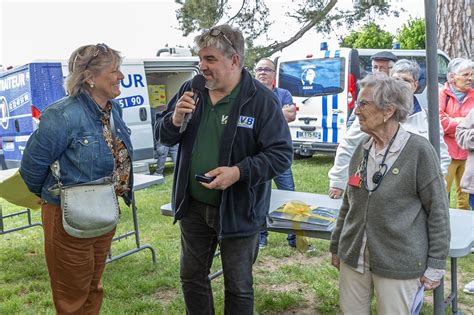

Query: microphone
(179, 74), (206, 133)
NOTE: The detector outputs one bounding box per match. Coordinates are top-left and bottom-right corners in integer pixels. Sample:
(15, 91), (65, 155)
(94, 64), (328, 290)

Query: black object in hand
(195, 174), (216, 184)
(180, 74), (206, 133)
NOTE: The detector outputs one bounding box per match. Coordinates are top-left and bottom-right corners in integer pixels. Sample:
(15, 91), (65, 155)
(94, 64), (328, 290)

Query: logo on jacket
(221, 115), (228, 125)
(237, 115), (255, 129)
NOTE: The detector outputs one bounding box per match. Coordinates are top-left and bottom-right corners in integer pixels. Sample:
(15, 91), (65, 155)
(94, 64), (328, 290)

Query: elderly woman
(20, 44), (133, 314)
(439, 58), (474, 210)
(328, 59), (450, 199)
(330, 75), (450, 314)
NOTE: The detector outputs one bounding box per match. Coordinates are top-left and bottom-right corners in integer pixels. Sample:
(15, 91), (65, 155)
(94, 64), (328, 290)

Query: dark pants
(470, 194), (474, 210)
(179, 198), (259, 315)
(42, 204), (115, 315)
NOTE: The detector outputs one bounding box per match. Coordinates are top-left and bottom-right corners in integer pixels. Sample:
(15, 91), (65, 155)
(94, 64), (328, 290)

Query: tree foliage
(175, 0), (400, 68)
(396, 18), (425, 49)
(340, 22), (393, 49)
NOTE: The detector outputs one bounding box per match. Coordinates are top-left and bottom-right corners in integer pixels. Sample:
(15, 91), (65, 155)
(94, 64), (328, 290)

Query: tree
(437, 0), (473, 59)
(396, 18), (425, 49)
(175, 0), (400, 68)
(340, 22), (393, 49)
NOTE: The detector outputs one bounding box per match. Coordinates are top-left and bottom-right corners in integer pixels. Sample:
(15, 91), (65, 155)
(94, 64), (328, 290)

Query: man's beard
(205, 80), (217, 91)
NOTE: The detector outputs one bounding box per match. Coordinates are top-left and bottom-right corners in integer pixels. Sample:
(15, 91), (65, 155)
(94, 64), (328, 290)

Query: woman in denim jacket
(20, 44), (133, 314)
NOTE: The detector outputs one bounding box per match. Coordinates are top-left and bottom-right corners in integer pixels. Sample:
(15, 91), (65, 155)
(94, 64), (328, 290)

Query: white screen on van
(278, 58), (345, 97)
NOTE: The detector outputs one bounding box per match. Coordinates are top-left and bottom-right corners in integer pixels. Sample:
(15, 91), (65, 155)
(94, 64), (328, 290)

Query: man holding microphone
(156, 24), (292, 314)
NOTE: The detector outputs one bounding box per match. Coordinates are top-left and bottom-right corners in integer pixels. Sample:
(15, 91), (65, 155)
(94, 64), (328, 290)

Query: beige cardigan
(456, 109), (474, 194)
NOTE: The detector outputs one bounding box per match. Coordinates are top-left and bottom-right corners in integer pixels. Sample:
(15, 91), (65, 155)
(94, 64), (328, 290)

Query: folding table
(161, 189), (474, 313)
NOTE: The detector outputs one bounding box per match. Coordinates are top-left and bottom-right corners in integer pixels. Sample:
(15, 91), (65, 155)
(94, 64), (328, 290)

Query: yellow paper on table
(0, 170), (41, 210)
(273, 200), (337, 227)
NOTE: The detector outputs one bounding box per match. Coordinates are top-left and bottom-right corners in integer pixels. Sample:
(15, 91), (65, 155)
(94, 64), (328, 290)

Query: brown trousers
(41, 203), (115, 315)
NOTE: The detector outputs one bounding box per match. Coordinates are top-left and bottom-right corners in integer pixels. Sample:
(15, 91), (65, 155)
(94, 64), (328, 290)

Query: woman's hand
(331, 253), (340, 270)
(420, 276), (441, 290)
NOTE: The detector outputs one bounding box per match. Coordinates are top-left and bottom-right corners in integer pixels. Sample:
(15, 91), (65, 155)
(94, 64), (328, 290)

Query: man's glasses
(209, 28), (237, 53)
(372, 65), (392, 72)
(73, 43), (109, 72)
(255, 67), (275, 73)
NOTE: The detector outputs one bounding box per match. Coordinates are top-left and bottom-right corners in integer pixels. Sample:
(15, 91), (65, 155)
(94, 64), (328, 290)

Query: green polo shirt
(189, 83), (241, 206)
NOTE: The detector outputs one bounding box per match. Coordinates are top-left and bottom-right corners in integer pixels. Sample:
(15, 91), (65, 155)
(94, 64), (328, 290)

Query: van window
(358, 54), (449, 93)
(278, 58), (345, 97)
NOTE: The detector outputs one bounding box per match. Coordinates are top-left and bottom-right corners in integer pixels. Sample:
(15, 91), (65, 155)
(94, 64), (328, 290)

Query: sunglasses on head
(208, 28), (237, 54)
(72, 43), (109, 72)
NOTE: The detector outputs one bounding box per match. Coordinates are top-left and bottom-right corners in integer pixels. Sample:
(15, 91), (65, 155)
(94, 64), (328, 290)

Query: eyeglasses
(255, 67), (275, 73)
(394, 76), (415, 84)
(372, 65), (392, 72)
(455, 71), (473, 79)
(73, 43), (109, 72)
(209, 28), (237, 54)
(356, 100), (375, 111)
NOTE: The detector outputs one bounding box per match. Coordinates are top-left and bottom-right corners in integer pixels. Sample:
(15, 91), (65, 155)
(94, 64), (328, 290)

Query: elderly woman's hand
(420, 276), (441, 290)
(331, 253), (340, 270)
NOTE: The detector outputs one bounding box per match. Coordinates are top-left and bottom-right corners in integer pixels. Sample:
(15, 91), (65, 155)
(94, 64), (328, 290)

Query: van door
(116, 61), (154, 161)
(276, 49), (355, 156)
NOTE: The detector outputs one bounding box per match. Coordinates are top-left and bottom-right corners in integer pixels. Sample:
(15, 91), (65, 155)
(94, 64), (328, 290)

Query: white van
(276, 47), (450, 157)
(0, 57), (199, 168)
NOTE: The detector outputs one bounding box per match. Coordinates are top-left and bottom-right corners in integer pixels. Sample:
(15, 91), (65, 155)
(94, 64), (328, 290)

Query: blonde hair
(64, 44), (122, 96)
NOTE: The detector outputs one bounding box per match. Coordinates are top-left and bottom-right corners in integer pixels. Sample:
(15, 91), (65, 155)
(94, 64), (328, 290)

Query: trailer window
(278, 58), (345, 97)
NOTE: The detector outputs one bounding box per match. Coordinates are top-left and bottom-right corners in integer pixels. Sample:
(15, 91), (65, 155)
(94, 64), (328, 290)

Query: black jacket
(157, 69), (293, 238)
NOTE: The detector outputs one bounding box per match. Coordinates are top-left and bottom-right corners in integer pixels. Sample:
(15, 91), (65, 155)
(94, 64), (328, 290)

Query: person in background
(456, 109), (474, 293)
(328, 59), (450, 199)
(330, 75), (450, 313)
(439, 57), (474, 210)
(156, 24), (292, 314)
(153, 111), (178, 176)
(20, 44), (133, 314)
(254, 57), (297, 248)
(370, 51), (398, 76)
(346, 51), (398, 127)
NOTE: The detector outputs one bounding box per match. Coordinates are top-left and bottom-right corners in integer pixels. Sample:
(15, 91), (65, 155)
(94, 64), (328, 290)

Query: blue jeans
(155, 143), (178, 175)
(470, 194), (474, 210)
(261, 168), (295, 241)
(179, 198), (259, 315)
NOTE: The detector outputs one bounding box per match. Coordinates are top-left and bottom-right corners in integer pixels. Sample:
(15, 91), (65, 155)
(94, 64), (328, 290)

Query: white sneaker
(463, 280), (474, 294)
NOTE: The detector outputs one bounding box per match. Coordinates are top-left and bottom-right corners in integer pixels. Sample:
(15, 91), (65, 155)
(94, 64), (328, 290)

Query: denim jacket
(20, 92), (134, 206)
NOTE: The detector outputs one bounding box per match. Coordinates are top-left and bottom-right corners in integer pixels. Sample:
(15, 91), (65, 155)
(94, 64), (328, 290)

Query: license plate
(296, 131), (321, 140)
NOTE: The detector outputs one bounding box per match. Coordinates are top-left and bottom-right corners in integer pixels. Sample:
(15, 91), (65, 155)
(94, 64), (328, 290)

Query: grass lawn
(1, 155), (473, 314)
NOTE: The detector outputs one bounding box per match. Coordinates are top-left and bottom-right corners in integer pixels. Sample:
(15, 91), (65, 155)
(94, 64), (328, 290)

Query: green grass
(1, 155), (473, 314)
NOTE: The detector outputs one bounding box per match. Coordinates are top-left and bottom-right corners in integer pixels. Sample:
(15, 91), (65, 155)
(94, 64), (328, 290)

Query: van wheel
(293, 153), (312, 160)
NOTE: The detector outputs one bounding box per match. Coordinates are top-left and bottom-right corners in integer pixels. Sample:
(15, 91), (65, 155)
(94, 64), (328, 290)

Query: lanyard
(362, 125), (399, 192)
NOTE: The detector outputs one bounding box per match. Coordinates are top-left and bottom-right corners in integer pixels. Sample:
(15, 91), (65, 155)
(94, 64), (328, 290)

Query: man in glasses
(346, 51), (398, 128)
(157, 24), (292, 314)
(328, 59), (450, 199)
(371, 51), (398, 76)
(254, 57), (297, 249)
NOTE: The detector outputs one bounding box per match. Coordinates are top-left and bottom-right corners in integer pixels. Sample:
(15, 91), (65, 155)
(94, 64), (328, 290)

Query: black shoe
(287, 234), (296, 248)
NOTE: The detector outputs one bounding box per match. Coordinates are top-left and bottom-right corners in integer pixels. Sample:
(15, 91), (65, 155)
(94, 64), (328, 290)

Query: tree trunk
(437, 0), (473, 59)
